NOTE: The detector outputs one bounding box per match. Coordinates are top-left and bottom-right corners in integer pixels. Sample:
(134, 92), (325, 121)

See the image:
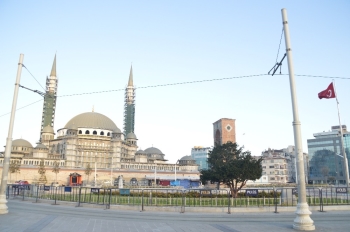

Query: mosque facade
(0, 56), (199, 185)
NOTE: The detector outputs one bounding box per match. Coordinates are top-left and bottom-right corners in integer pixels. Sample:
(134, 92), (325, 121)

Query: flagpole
(333, 80), (349, 187)
(281, 8), (315, 230)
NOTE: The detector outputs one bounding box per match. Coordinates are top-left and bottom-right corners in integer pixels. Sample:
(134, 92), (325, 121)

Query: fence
(6, 184), (350, 213)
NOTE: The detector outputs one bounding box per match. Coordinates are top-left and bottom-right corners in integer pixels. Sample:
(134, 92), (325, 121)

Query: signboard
(119, 189), (130, 195)
(64, 187), (72, 192)
(292, 188), (298, 195)
(91, 188), (100, 193)
(44, 186), (50, 191)
(336, 187), (347, 194)
(245, 189), (258, 197)
(200, 190), (212, 197)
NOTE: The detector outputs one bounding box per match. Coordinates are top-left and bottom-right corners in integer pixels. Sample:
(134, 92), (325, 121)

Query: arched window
(79, 130), (82, 134)
(85, 130), (90, 134)
(100, 131), (104, 135)
(93, 131), (97, 135)
(107, 132), (110, 136)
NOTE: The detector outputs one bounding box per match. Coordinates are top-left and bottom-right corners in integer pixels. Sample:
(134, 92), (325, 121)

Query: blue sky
(1, 1), (349, 163)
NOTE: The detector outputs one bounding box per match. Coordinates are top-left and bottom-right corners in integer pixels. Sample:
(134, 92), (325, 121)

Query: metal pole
(175, 162), (177, 181)
(94, 161), (97, 187)
(0, 54), (24, 214)
(281, 9), (315, 230)
(333, 81), (349, 187)
(110, 157), (113, 186)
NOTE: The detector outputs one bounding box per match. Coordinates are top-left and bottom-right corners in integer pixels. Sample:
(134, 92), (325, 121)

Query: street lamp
(174, 159), (180, 182)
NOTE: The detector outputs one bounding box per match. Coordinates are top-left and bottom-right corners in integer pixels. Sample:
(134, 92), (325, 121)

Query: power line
(0, 99), (43, 117)
(22, 64), (46, 91)
(0, 73), (349, 118)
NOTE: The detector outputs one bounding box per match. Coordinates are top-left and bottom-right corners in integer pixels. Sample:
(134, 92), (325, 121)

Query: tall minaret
(40, 55), (58, 143)
(123, 65), (135, 137)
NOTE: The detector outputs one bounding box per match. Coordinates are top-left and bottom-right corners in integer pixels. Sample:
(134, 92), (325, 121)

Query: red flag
(318, 83), (336, 99)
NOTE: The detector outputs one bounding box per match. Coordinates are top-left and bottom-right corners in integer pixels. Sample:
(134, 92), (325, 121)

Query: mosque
(0, 55), (199, 186)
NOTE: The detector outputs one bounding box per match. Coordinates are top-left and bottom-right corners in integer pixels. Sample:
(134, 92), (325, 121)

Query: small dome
(144, 147), (163, 155)
(12, 139), (33, 148)
(126, 132), (137, 139)
(35, 143), (47, 149)
(113, 128), (122, 133)
(136, 149), (146, 155)
(64, 112), (119, 131)
(180, 155), (194, 161)
(42, 125), (54, 133)
(68, 123), (78, 130)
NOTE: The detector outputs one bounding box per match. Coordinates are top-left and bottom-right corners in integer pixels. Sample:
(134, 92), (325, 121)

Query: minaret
(40, 55), (58, 142)
(123, 65), (135, 137)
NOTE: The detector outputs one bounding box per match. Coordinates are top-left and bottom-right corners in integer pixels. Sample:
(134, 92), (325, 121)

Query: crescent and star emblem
(327, 90), (332, 97)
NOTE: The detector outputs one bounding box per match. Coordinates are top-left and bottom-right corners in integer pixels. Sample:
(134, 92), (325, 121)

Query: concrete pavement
(0, 199), (349, 232)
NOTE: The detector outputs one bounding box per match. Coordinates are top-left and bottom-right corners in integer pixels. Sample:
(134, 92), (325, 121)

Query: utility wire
(22, 64), (46, 91)
(275, 28), (284, 64)
(0, 99), (43, 117)
(1, 73), (349, 118)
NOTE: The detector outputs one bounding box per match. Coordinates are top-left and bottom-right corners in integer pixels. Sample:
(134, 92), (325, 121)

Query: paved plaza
(0, 200), (349, 232)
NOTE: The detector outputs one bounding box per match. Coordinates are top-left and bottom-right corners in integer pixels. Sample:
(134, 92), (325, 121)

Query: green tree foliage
(38, 159), (47, 184)
(52, 161), (60, 183)
(9, 160), (21, 183)
(200, 142), (262, 197)
(85, 163), (92, 185)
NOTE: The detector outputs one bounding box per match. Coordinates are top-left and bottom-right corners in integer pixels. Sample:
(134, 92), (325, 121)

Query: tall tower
(123, 65), (135, 137)
(213, 118), (236, 146)
(40, 55), (58, 142)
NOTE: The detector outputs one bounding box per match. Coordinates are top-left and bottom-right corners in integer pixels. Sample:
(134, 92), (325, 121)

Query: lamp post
(0, 54), (24, 215)
(281, 9), (315, 230)
(110, 157), (113, 186)
(174, 159), (179, 181)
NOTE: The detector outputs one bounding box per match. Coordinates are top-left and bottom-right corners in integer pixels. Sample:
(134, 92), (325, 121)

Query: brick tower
(213, 118), (236, 146)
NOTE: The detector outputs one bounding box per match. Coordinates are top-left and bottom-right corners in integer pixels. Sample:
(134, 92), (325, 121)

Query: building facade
(191, 146), (210, 170)
(0, 56), (199, 185)
(213, 118), (236, 146)
(307, 125), (350, 185)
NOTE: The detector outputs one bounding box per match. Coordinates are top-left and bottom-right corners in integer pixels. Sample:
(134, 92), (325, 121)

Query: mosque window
(107, 132), (110, 136)
(93, 131), (97, 135)
(100, 131), (104, 136)
(79, 130), (82, 134)
(85, 130), (90, 134)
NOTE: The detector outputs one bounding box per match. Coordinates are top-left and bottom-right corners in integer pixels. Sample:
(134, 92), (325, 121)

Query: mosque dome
(126, 132), (137, 139)
(64, 112), (119, 131)
(12, 139), (33, 148)
(35, 143), (47, 149)
(144, 147), (163, 155)
(135, 149), (146, 155)
(42, 125), (54, 133)
(113, 128), (122, 134)
(180, 155), (194, 161)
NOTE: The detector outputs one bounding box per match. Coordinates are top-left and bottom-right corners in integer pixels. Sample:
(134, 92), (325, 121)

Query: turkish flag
(318, 83), (336, 99)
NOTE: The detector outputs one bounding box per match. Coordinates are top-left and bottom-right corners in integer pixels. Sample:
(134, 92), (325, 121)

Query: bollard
(319, 188), (324, 212)
(141, 189), (144, 212)
(180, 190), (185, 213)
(274, 186), (278, 213)
(76, 187), (82, 207)
(33, 185), (39, 203)
(227, 190), (231, 214)
(52, 186), (59, 205)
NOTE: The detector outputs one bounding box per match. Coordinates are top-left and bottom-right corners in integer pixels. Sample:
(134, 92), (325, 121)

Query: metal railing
(6, 184), (350, 213)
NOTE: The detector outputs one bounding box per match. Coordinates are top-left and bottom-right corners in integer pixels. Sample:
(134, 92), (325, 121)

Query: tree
(200, 142), (262, 198)
(38, 159), (47, 184)
(9, 160), (20, 183)
(84, 163), (92, 185)
(52, 161), (60, 183)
